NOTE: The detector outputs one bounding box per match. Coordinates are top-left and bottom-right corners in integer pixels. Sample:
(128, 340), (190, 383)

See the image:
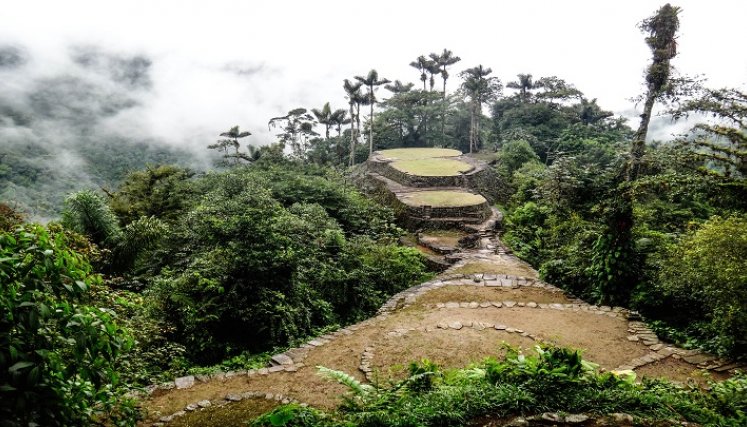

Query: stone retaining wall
(366, 155), (499, 202)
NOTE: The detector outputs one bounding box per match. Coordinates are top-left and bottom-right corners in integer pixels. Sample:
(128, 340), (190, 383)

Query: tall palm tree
(425, 60), (440, 92)
(430, 49), (461, 97)
(385, 80), (414, 94)
(312, 102), (334, 139)
(268, 108), (317, 157)
(209, 125), (252, 165)
(329, 108), (349, 137)
(506, 73), (542, 101)
(430, 49), (461, 144)
(343, 79), (364, 166)
(355, 69), (391, 156)
(409, 56), (429, 91)
(461, 65), (501, 153)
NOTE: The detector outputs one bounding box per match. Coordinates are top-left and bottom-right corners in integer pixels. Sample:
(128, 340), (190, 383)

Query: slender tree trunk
(476, 104), (481, 152)
(325, 124), (330, 140)
(369, 91), (374, 156)
(349, 103), (355, 167)
(627, 92), (656, 182)
(441, 75), (448, 145)
(468, 103), (476, 154)
(423, 109), (428, 146)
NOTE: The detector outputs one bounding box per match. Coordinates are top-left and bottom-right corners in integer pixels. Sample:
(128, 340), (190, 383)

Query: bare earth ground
(452, 259), (538, 278)
(138, 237), (730, 425)
(635, 357), (731, 386)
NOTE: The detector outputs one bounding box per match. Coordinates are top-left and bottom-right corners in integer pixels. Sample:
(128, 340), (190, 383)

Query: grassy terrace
(400, 190), (486, 207)
(377, 147), (462, 160)
(391, 158), (473, 176)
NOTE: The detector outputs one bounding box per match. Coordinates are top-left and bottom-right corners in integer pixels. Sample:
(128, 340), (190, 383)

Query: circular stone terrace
(374, 147), (462, 160)
(367, 148), (493, 227)
(399, 190), (486, 208)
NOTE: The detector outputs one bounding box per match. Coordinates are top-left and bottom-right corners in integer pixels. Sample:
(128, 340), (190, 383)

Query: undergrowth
(252, 345), (747, 427)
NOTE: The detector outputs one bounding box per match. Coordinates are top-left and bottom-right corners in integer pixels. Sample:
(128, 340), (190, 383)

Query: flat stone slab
(174, 375), (195, 389)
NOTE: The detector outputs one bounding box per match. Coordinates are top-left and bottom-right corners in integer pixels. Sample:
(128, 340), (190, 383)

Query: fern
(112, 216), (167, 271)
(317, 366), (375, 399)
(61, 190), (121, 246)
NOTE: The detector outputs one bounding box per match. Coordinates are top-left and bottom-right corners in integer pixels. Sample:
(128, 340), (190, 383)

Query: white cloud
(1, 0), (745, 150)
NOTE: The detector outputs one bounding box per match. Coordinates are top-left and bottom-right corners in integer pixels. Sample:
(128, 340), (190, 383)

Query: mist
(1, 1), (745, 219)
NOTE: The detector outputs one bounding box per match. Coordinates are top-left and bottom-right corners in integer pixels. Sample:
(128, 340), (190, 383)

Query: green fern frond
(317, 366), (375, 397)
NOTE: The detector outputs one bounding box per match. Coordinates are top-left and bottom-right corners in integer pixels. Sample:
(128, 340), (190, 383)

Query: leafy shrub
(503, 201), (551, 265)
(0, 224), (136, 426)
(653, 215), (747, 356)
(149, 168), (430, 364)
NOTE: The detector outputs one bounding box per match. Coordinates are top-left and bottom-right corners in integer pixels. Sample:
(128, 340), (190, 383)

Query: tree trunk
(627, 91), (656, 182)
(368, 89), (374, 156)
(349, 103), (355, 167)
(468, 103), (476, 154)
(441, 76), (447, 145)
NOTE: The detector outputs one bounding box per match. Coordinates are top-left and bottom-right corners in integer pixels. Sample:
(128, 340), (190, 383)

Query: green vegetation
(391, 158), (473, 176)
(253, 346), (747, 426)
(2, 3), (746, 425)
(58, 161), (430, 370)
(493, 4), (747, 358)
(377, 148), (462, 160)
(402, 190), (486, 208)
(0, 224), (137, 426)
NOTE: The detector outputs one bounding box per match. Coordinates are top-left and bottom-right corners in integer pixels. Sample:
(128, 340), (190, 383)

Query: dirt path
(138, 226), (741, 426)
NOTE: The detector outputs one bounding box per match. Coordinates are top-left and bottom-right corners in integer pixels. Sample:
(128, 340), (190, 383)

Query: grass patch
(401, 191), (485, 208)
(378, 148), (462, 160)
(391, 158), (473, 176)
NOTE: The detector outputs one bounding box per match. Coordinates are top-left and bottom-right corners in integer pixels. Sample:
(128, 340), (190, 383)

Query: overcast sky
(2, 0), (746, 149)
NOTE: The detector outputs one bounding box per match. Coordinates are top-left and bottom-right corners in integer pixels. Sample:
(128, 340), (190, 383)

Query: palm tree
(268, 108), (318, 157)
(329, 108), (350, 137)
(344, 79), (365, 166)
(430, 49), (461, 97)
(425, 60), (440, 92)
(461, 65), (501, 153)
(506, 73), (542, 101)
(409, 56), (429, 91)
(385, 80), (414, 94)
(312, 102), (334, 139)
(430, 49), (461, 143)
(209, 125), (252, 165)
(355, 69), (391, 156)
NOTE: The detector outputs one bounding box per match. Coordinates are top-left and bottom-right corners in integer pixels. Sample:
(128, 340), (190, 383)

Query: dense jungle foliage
(0, 161), (432, 425)
(1, 3), (746, 425)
